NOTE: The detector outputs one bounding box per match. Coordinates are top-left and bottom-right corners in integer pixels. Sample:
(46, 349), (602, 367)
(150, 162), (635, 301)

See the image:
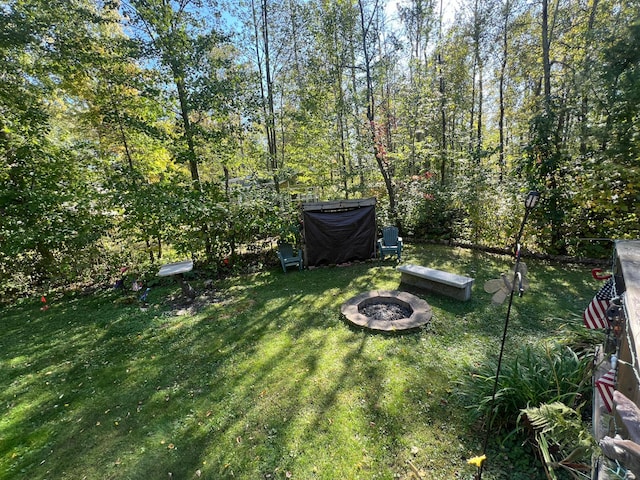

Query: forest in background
(1, 0), (639, 296)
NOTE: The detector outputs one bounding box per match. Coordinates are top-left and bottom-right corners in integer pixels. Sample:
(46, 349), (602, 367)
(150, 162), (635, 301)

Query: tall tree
(436, 0), (447, 184)
(398, 0), (436, 174)
(0, 0), (114, 283)
(122, 0), (241, 259)
(497, 0), (513, 182)
(250, 0), (280, 191)
(123, 0), (235, 189)
(358, 0), (397, 222)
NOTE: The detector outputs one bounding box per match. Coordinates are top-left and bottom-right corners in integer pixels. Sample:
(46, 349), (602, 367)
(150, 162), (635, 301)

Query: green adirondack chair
(277, 242), (303, 273)
(377, 226), (403, 261)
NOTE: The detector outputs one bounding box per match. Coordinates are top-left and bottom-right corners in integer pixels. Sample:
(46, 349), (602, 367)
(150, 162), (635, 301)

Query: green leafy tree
(0, 0), (112, 289)
(122, 0), (248, 260)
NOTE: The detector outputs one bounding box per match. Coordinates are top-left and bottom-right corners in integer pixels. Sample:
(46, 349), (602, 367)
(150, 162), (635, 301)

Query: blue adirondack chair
(277, 242), (303, 273)
(378, 226), (403, 261)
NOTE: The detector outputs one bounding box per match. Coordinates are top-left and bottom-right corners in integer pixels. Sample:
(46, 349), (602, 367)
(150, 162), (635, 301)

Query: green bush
(397, 172), (466, 241)
(462, 341), (594, 433)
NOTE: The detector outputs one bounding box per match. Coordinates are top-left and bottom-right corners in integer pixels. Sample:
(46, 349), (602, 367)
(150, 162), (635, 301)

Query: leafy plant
(463, 341), (594, 433)
(397, 172), (466, 241)
(520, 402), (597, 479)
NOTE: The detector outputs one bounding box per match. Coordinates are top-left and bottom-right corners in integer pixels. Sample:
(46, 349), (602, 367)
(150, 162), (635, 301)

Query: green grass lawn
(0, 244), (601, 479)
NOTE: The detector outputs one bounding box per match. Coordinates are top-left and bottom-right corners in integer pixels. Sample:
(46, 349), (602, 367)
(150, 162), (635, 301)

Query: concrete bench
(397, 264), (474, 301)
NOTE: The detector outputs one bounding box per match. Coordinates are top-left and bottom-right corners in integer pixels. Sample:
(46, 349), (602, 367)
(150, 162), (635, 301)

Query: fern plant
(520, 402), (598, 479)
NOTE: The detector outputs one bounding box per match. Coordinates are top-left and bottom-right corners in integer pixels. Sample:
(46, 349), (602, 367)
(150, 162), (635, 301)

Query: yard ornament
(476, 189), (540, 480)
(483, 262), (529, 305)
(139, 287), (151, 302)
(467, 454), (486, 468)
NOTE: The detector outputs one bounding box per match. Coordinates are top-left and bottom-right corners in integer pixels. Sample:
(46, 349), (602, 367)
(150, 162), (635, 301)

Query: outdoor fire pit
(341, 290), (432, 332)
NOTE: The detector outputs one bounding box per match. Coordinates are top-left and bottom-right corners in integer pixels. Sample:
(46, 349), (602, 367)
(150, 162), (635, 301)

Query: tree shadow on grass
(0, 248), (599, 479)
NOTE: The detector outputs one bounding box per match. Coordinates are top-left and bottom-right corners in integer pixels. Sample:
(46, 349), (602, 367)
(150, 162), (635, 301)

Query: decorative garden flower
(467, 454), (486, 467)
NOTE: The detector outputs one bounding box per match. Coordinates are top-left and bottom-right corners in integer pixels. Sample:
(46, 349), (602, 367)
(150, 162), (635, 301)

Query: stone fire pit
(341, 290), (432, 332)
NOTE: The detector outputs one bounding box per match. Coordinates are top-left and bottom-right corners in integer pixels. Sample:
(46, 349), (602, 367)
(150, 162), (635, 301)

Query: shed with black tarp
(302, 198), (377, 267)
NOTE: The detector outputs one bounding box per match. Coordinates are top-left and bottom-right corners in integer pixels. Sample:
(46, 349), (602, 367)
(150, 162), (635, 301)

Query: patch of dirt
(163, 289), (229, 316)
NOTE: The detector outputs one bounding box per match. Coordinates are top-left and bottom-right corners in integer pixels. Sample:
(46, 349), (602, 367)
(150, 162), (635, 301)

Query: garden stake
(475, 190), (540, 480)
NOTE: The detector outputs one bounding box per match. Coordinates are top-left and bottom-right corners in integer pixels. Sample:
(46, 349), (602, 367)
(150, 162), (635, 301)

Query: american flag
(583, 278), (615, 329)
(595, 368), (616, 412)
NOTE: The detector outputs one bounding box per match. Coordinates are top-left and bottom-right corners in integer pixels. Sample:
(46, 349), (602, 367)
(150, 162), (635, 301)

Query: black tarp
(303, 201), (376, 266)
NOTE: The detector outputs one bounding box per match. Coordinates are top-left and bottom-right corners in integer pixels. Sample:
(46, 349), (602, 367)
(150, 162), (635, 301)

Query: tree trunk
(172, 66), (213, 259)
(438, 0), (446, 185)
(349, 42), (366, 188)
(498, 0), (509, 182)
(174, 74), (201, 190)
(112, 92), (158, 262)
(542, 0), (551, 104)
(332, 16), (349, 199)
(251, 0), (279, 192)
(262, 0), (279, 192)
(358, 0), (396, 222)
(469, 58), (476, 154)
(476, 60), (483, 155)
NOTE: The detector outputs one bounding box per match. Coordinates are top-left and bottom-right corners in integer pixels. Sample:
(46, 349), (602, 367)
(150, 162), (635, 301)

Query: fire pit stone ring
(341, 290), (432, 332)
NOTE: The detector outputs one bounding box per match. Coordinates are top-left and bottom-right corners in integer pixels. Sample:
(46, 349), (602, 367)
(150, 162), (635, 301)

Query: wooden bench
(397, 264), (474, 301)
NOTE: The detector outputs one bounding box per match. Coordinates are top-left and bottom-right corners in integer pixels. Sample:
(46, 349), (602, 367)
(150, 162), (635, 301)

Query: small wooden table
(158, 260), (196, 299)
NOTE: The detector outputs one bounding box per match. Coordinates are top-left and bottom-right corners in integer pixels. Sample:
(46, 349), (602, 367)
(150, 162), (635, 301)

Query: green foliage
(521, 402), (597, 479)
(463, 341), (594, 434)
(0, 134), (112, 289)
(454, 165), (526, 248)
(398, 171), (466, 241)
(3, 0), (640, 295)
(224, 185), (300, 253)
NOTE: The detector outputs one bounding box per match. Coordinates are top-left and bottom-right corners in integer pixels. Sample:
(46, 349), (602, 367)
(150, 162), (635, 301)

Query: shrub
(397, 172), (466, 241)
(462, 341), (594, 433)
(520, 402), (597, 479)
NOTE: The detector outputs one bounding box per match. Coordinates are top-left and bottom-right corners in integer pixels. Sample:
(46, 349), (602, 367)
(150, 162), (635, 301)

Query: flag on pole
(583, 278), (615, 329)
(595, 368), (616, 412)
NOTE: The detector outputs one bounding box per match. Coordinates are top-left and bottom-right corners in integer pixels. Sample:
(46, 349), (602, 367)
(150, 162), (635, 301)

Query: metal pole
(477, 191), (539, 479)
